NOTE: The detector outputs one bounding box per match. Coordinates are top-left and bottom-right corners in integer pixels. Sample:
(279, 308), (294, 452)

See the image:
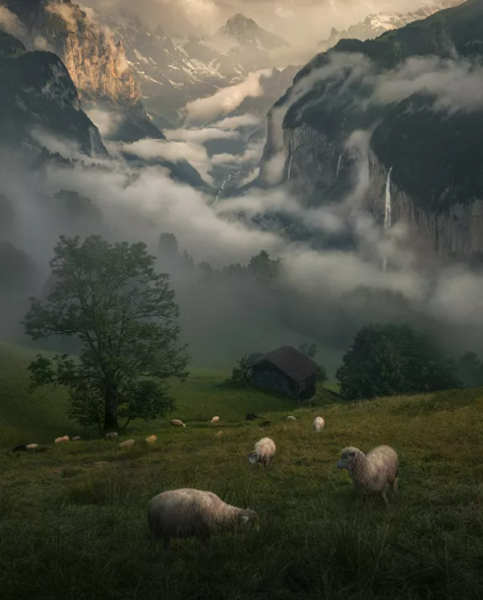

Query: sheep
(313, 417), (325, 432)
(215, 431), (224, 438)
(211, 416), (220, 424)
(248, 437), (276, 468)
(12, 445), (27, 452)
(119, 439), (135, 449)
(286, 416), (297, 422)
(146, 435), (157, 444)
(171, 419), (186, 428)
(55, 436), (69, 444)
(337, 445), (399, 504)
(105, 432), (119, 440)
(259, 420), (271, 429)
(26, 444), (39, 451)
(246, 413), (258, 421)
(147, 488), (259, 549)
(71, 436), (81, 442)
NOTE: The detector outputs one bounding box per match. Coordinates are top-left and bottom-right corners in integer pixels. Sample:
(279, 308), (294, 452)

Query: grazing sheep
(171, 419), (186, 428)
(248, 437), (276, 468)
(313, 417), (325, 432)
(148, 488), (259, 548)
(55, 436), (69, 444)
(337, 445), (399, 504)
(211, 416), (220, 424)
(259, 420), (271, 428)
(105, 432), (119, 440)
(26, 444), (39, 451)
(13, 445), (27, 452)
(286, 416), (297, 422)
(215, 431), (224, 438)
(71, 436), (81, 442)
(146, 435), (157, 444)
(246, 413), (258, 421)
(119, 439), (135, 449)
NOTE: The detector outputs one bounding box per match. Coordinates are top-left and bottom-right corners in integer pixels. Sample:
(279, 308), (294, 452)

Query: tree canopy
(336, 324), (458, 401)
(23, 235), (189, 431)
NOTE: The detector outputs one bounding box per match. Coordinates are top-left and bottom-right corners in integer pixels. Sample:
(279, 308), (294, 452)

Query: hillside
(259, 0), (483, 258)
(1, 343), (483, 598)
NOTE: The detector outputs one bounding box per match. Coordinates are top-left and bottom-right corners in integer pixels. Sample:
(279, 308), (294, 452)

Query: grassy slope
(1, 344), (483, 599)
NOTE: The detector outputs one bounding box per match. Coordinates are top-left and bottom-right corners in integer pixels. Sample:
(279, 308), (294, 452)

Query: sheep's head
(247, 451), (259, 465)
(337, 447), (361, 470)
(238, 508), (259, 531)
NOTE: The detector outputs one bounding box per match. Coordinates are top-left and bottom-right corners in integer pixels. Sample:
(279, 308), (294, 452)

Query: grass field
(1, 344), (483, 599)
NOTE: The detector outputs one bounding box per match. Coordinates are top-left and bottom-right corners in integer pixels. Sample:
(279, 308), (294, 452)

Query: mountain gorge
(259, 0), (483, 259)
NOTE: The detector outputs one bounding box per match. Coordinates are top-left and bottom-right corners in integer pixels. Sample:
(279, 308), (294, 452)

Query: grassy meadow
(1, 343), (483, 599)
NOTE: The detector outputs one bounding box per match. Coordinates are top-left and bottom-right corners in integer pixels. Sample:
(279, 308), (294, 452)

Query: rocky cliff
(0, 28), (105, 156)
(0, 0), (163, 141)
(259, 0), (483, 258)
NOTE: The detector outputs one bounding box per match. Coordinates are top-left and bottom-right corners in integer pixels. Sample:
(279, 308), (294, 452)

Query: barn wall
(251, 362), (295, 396)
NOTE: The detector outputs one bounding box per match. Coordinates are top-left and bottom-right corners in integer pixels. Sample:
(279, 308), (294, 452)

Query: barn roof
(249, 346), (318, 383)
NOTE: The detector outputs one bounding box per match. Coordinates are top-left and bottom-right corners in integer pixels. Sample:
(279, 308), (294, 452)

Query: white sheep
(119, 439), (135, 449)
(146, 435), (157, 444)
(337, 445), (399, 504)
(147, 488), (259, 548)
(211, 416), (220, 424)
(71, 436), (81, 442)
(248, 437), (276, 468)
(26, 444), (39, 451)
(286, 416), (297, 422)
(313, 417), (325, 432)
(55, 436), (69, 444)
(171, 419), (186, 428)
(105, 432), (118, 440)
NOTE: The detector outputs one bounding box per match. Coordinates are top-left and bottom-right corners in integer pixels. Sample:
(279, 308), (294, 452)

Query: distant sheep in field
(248, 437), (276, 468)
(286, 416), (297, 422)
(105, 432), (119, 440)
(215, 431), (224, 438)
(13, 445), (27, 452)
(119, 439), (135, 449)
(246, 413), (258, 421)
(26, 444), (39, 451)
(171, 419), (186, 428)
(147, 488), (259, 549)
(211, 416), (220, 424)
(337, 445), (399, 504)
(55, 436), (69, 444)
(313, 417), (325, 432)
(71, 436), (81, 442)
(146, 435), (157, 444)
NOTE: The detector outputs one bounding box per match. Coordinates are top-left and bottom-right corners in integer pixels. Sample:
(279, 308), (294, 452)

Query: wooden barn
(249, 346), (318, 401)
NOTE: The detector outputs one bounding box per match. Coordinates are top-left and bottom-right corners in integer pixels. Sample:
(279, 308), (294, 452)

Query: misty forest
(1, 1), (483, 599)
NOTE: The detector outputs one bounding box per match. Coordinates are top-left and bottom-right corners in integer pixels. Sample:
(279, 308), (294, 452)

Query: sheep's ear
(240, 515), (249, 524)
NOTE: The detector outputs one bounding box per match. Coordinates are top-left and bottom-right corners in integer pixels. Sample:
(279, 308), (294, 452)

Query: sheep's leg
(392, 477), (398, 493)
(381, 491), (389, 505)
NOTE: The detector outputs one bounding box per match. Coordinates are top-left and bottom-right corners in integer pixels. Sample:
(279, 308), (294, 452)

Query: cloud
(215, 114), (262, 130)
(164, 127), (241, 143)
(86, 109), (125, 138)
(183, 69), (274, 126)
(0, 6), (26, 38)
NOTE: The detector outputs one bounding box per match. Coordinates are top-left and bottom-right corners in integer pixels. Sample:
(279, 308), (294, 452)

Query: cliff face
(0, 0), (163, 141)
(0, 29), (105, 156)
(259, 0), (483, 258)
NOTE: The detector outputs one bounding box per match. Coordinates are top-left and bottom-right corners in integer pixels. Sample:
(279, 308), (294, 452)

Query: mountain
(0, 29), (105, 156)
(259, 0), (483, 258)
(318, 1), (465, 51)
(0, 0), (163, 142)
(217, 14), (289, 51)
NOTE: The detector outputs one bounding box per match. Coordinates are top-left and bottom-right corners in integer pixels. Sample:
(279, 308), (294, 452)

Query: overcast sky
(85, 0), (430, 45)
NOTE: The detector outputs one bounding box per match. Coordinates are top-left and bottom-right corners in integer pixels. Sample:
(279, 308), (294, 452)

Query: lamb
(146, 435), (157, 444)
(55, 436), (69, 444)
(246, 413), (258, 421)
(71, 436), (81, 442)
(286, 416), (297, 422)
(105, 432), (119, 440)
(211, 416), (220, 424)
(26, 444), (39, 451)
(119, 439), (135, 449)
(147, 488), (259, 549)
(171, 419), (186, 428)
(248, 437), (276, 468)
(313, 417), (325, 432)
(337, 445), (399, 504)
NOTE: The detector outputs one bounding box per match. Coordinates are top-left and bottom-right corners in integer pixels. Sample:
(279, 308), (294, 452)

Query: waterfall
(336, 153), (342, 178)
(382, 167), (393, 273)
(287, 135), (294, 180)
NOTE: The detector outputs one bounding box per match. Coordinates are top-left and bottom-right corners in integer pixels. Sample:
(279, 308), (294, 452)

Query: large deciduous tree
(23, 235), (189, 431)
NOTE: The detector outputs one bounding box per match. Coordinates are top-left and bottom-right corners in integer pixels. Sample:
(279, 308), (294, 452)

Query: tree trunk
(103, 386), (119, 432)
